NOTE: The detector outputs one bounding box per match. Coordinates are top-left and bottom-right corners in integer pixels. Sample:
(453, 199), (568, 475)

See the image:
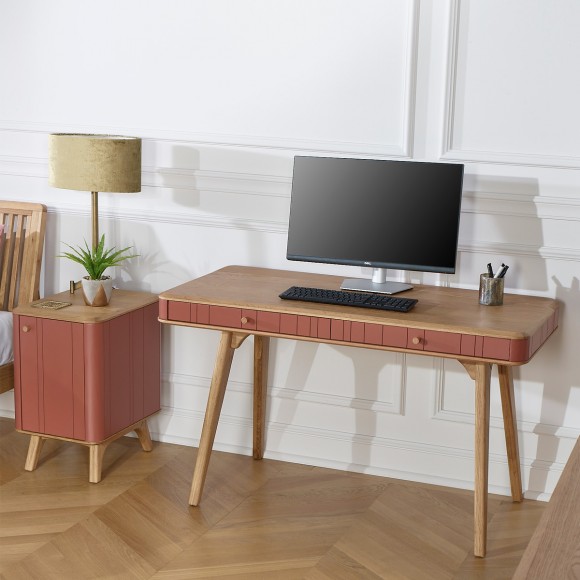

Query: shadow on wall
(268, 338), (400, 473)
(108, 220), (191, 293)
(526, 276), (580, 495)
(459, 174), (547, 291)
(163, 145), (201, 209)
(159, 143), (292, 272)
(42, 210), (62, 296)
(462, 174), (580, 496)
(44, 210), (192, 296)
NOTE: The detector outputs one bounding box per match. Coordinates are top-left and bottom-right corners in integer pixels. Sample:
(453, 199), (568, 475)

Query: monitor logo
(364, 261), (371, 266)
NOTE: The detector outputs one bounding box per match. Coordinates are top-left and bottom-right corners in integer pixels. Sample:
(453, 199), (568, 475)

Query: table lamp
(48, 134), (141, 250)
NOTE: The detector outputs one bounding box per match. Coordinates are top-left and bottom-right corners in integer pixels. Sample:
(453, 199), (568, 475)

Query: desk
(159, 266), (559, 557)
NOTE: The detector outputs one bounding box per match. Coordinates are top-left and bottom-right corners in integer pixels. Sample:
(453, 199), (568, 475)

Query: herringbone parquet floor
(0, 418), (545, 579)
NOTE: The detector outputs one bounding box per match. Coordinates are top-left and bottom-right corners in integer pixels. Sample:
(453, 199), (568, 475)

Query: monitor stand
(340, 268), (413, 295)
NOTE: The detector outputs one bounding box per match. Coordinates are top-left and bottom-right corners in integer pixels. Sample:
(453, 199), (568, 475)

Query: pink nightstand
(13, 289), (160, 482)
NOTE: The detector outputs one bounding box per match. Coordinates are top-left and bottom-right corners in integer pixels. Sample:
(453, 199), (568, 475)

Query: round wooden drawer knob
(241, 317), (249, 325)
(22, 326), (31, 333)
(412, 336), (421, 345)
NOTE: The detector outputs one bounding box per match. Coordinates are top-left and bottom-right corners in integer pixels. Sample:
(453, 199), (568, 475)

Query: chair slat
(7, 214), (26, 311)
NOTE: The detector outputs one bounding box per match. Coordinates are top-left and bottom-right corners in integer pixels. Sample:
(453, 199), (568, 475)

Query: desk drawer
(205, 306), (258, 330)
(257, 311), (280, 333)
(167, 301), (191, 323)
(161, 300), (525, 362)
(209, 306), (242, 328)
(424, 330), (462, 355)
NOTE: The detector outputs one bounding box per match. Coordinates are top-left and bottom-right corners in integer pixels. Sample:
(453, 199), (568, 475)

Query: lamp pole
(91, 191), (99, 251)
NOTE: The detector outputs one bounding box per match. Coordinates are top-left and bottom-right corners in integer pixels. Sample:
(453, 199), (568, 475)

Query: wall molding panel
(398, 0), (420, 159)
(443, 148), (580, 171)
(44, 201), (580, 262)
(2, 120), (408, 158)
(0, 5), (420, 158)
(434, 406), (580, 444)
(441, 0), (580, 170)
(4, 154), (580, 224)
(431, 362), (580, 443)
(163, 365), (406, 417)
(0, 74), (418, 160)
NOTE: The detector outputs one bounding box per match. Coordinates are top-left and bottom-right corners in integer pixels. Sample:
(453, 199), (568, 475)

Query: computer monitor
(286, 156), (464, 294)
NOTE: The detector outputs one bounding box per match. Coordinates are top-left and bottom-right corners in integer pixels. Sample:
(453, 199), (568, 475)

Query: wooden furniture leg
(89, 443), (107, 483)
(253, 335), (270, 460)
(134, 420), (153, 452)
(89, 419), (152, 483)
(189, 331), (248, 506)
(460, 360), (492, 557)
(20, 415), (158, 483)
(24, 435), (46, 471)
(498, 365), (523, 502)
(474, 362), (491, 557)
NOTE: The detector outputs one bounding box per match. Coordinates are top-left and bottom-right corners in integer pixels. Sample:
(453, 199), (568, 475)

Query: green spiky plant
(59, 234), (138, 280)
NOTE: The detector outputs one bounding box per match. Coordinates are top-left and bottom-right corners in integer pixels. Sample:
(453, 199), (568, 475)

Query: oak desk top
(159, 265), (559, 345)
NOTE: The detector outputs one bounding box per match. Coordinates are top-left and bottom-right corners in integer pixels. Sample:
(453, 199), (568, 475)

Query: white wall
(1, 0), (579, 500)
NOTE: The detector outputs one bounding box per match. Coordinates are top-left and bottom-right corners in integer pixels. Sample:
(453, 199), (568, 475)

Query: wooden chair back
(0, 201), (47, 394)
(0, 201), (47, 311)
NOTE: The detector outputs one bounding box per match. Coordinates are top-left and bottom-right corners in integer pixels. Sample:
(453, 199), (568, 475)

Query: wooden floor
(0, 417), (545, 579)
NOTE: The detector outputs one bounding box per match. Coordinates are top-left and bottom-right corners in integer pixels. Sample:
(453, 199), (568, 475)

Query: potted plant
(59, 235), (138, 306)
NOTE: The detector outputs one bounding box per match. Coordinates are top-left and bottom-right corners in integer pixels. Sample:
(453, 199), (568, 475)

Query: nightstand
(13, 289), (160, 482)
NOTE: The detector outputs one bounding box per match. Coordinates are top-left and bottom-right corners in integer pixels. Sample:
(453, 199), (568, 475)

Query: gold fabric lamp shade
(48, 134), (141, 249)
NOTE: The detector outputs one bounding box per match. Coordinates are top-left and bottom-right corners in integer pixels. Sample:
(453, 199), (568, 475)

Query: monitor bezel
(286, 155), (465, 276)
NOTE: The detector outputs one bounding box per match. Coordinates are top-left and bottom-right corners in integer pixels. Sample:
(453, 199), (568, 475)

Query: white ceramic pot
(81, 276), (113, 307)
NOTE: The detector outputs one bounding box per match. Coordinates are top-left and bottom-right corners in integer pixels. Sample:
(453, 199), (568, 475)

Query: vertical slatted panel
(0, 202), (46, 312)
(0, 201), (47, 395)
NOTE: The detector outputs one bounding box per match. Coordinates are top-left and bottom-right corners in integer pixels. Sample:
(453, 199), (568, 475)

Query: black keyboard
(279, 286), (417, 312)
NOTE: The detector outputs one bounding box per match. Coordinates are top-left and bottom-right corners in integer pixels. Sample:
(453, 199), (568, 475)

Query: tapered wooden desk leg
(25, 435), (46, 471)
(135, 420), (153, 452)
(474, 362), (491, 558)
(253, 336), (270, 460)
(498, 365), (523, 502)
(189, 331), (237, 506)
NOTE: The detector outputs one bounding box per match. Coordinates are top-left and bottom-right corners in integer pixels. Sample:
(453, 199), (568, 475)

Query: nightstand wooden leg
(498, 365), (523, 502)
(25, 435), (46, 471)
(474, 362), (491, 558)
(89, 443), (107, 483)
(253, 335), (269, 460)
(135, 421), (153, 452)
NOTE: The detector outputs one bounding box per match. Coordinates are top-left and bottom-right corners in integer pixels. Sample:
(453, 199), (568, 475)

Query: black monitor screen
(286, 156), (464, 274)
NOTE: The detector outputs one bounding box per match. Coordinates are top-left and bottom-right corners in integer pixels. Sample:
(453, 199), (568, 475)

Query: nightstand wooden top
(14, 289), (158, 323)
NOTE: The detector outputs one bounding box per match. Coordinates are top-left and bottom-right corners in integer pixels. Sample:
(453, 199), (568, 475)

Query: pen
(487, 263), (494, 277)
(497, 264), (509, 278)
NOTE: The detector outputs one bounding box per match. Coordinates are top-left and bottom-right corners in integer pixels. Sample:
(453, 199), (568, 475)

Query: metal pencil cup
(479, 273), (504, 306)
